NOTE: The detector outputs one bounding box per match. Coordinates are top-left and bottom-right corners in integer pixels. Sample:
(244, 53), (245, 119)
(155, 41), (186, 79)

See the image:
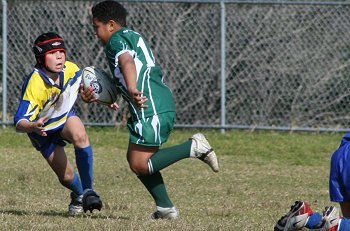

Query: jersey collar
(34, 67), (65, 88)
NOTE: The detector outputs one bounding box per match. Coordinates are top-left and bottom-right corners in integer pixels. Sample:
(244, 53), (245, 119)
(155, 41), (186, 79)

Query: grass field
(0, 127), (345, 230)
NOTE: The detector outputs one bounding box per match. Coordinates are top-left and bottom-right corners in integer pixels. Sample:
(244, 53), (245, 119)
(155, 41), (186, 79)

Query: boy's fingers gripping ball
(82, 66), (118, 105)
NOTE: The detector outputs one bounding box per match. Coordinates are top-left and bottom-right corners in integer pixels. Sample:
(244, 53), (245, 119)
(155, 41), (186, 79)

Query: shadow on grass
(0, 209), (29, 216)
(0, 209), (129, 220)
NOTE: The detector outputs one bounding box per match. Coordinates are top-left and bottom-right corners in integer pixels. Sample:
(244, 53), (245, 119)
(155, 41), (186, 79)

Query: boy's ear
(108, 20), (120, 32)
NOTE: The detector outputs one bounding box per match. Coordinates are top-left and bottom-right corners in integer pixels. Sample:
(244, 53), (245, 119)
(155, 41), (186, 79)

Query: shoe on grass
(68, 192), (83, 216)
(151, 206), (179, 220)
(82, 189), (103, 213)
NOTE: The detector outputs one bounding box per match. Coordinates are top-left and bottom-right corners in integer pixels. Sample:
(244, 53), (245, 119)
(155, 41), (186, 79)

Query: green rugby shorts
(127, 112), (175, 146)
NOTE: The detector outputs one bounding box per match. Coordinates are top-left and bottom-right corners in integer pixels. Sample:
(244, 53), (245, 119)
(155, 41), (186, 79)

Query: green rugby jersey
(105, 28), (175, 121)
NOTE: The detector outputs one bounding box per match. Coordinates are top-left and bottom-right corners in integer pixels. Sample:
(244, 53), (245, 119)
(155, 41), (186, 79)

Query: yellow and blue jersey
(14, 61), (82, 133)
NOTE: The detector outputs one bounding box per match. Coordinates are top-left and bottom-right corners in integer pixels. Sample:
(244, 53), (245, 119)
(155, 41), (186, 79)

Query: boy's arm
(15, 114), (49, 136)
(118, 53), (148, 108)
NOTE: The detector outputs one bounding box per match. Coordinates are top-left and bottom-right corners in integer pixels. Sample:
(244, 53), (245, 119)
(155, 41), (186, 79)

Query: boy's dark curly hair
(92, 1), (128, 27)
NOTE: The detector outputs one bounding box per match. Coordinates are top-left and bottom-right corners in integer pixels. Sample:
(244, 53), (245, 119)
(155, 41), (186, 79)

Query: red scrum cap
(32, 32), (66, 65)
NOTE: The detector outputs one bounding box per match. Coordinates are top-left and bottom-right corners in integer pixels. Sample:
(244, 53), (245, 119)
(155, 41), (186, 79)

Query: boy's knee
(128, 162), (149, 176)
(58, 171), (74, 185)
(73, 132), (89, 146)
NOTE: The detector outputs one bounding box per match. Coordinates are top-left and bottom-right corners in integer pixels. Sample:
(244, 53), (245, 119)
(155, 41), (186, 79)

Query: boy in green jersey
(81, 0), (219, 219)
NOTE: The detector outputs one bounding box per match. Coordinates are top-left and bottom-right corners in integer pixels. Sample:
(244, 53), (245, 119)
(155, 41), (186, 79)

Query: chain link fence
(2, 0), (350, 131)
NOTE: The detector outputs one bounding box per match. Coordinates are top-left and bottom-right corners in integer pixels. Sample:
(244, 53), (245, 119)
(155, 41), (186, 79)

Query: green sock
(138, 172), (173, 208)
(148, 140), (192, 174)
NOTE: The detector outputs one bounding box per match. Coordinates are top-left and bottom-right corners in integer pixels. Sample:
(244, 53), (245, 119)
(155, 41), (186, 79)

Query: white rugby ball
(82, 66), (118, 105)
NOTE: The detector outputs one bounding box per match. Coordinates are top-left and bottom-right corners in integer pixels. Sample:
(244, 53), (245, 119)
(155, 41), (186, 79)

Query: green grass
(0, 127), (345, 230)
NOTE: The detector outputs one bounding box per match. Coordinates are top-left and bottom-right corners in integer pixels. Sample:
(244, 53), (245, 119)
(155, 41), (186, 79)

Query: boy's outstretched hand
(31, 114), (49, 136)
(80, 84), (97, 103)
(109, 102), (120, 111)
(80, 84), (120, 110)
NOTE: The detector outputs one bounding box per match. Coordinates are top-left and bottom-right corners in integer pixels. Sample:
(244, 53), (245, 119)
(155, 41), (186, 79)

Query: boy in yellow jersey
(81, 1), (219, 219)
(14, 32), (102, 215)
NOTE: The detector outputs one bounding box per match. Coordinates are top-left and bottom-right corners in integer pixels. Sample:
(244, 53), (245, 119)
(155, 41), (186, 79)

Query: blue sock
(75, 146), (94, 190)
(60, 172), (83, 195)
(339, 217), (350, 231)
(305, 212), (322, 229)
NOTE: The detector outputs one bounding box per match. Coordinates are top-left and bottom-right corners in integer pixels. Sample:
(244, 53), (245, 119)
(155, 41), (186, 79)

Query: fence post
(2, 0), (7, 128)
(220, 0), (226, 133)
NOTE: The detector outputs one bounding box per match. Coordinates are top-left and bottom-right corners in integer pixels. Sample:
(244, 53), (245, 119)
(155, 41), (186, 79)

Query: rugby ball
(82, 66), (118, 105)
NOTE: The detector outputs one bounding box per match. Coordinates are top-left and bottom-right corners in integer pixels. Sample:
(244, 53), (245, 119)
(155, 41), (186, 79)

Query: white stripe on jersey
(140, 68), (149, 120)
(146, 67), (157, 116)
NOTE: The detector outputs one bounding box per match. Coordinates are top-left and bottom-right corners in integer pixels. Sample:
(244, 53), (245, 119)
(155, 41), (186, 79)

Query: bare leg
(340, 201), (350, 218)
(46, 145), (74, 183)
